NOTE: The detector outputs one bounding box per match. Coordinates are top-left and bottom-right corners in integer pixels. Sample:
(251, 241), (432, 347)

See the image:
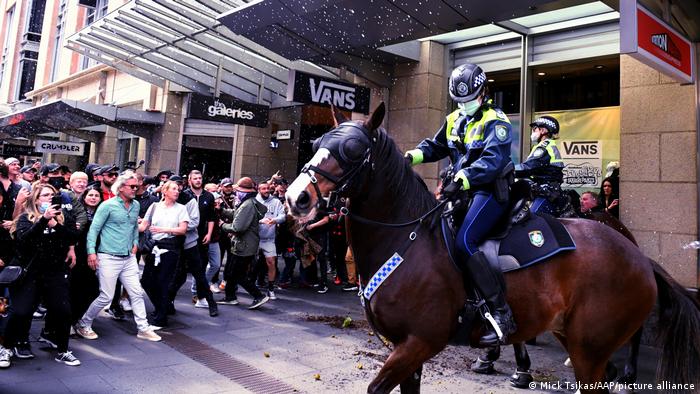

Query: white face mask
(457, 98), (481, 116)
(530, 132), (540, 144)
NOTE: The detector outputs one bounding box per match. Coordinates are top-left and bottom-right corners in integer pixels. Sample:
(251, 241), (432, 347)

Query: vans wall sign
(188, 93), (269, 128)
(35, 139), (85, 156)
(620, 0), (695, 84)
(286, 70), (371, 114)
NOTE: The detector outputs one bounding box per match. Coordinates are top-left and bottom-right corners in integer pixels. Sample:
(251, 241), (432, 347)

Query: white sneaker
(0, 346), (11, 368)
(119, 298), (132, 312)
(75, 326), (98, 340)
(209, 284), (221, 293)
(267, 290), (277, 300)
(194, 298), (209, 308)
(137, 329), (162, 342)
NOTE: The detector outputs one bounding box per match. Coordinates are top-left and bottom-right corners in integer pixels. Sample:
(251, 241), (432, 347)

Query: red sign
(620, 1), (695, 84)
(637, 7), (692, 78)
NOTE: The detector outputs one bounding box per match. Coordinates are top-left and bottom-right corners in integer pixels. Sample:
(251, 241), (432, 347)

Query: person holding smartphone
(1, 184), (81, 367)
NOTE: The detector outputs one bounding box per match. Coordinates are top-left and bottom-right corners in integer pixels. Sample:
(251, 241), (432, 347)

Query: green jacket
(221, 197), (267, 257)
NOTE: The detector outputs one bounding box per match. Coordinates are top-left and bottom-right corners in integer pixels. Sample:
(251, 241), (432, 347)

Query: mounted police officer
(405, 63), (516, 346)
(515, 116), (564, 215)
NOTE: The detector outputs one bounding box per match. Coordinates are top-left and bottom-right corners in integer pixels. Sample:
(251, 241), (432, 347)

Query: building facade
(0, 0), (697, 288)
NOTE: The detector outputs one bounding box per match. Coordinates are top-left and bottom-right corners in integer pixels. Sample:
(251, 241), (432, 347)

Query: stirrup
(483, 312), (504, 341)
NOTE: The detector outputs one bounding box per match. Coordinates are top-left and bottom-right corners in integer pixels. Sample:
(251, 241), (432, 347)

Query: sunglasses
(125, 185), (139, 190)
(105, 172), (119, 177)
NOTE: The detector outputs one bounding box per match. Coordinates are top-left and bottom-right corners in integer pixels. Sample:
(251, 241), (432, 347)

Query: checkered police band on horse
(285, 101), (700, 394)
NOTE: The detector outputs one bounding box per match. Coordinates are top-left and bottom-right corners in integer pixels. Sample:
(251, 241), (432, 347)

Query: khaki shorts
(259, 240), (277, 258)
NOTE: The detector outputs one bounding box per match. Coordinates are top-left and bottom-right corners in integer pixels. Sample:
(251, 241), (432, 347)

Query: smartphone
(51, 195), (63, 207)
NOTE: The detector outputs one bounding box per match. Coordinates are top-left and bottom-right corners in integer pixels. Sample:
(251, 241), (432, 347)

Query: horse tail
(651, 260), (700, 389)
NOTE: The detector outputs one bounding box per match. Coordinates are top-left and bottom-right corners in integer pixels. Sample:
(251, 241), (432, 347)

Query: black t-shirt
(185, 188), (215, 237)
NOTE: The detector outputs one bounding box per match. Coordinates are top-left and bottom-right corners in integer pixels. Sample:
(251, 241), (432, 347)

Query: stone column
(146, 92), (184, 175)
(389, 41), (448, 189)
(233, 106), (302, 182)
(620, 54), (698, 288)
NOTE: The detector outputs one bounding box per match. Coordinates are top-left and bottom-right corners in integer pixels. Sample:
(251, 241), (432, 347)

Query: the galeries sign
(35, 139), (85, 156)
(188, 93), (269, 128)
(287, 70), (371, 114)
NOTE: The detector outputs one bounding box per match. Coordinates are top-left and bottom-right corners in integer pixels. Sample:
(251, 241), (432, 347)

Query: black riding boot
(464, 251), (516, 347)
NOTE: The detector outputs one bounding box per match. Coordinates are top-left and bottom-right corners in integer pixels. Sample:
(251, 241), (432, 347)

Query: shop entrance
(180, 135), (233, 184)
(297, 105), (348, 173)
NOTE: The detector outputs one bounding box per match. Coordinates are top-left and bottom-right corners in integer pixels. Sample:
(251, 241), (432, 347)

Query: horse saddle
(441, 180), (576, 273)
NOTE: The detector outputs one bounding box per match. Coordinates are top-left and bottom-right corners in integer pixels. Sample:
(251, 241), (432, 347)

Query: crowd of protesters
(0, 158), (359, 369)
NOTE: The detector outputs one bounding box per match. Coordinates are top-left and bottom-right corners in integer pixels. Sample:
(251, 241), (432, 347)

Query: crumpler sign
(35, 140), (85, 156)
(188, 93), (269, 127)
(620, 1), (695, 83)
(286, 70), (371, 114)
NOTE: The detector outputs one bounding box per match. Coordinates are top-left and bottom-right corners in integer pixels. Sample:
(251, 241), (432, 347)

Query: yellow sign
(532, 106), (619, 193)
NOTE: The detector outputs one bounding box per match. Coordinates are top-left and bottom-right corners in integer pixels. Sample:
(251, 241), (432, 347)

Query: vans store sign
(287, 70), (371, 114)
(188, 93), (269, 128)
(35, 140), (85, 156)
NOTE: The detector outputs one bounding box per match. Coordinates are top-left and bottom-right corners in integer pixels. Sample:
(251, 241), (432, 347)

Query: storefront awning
(66, 0), (339, 107)
(217, 0), (581, 72)
(0, 100), (165, 142)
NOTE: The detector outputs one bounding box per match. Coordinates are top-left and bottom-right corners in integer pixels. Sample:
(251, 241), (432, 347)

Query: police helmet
(448, 63), (487, 103)
(529, 116), (560, 138)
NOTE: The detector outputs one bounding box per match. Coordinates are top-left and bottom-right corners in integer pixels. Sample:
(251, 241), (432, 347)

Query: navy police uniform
(515, 139), (564, 215)
(406, 102), (513, 257)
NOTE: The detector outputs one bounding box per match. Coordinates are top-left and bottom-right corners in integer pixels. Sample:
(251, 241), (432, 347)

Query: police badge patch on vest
(528, 230), (545, 247)
(533, 148), (545, 158)
(495, 124), (508, 141)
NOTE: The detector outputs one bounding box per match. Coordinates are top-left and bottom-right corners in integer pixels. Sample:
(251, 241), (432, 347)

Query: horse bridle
(299, 122), (373, 212)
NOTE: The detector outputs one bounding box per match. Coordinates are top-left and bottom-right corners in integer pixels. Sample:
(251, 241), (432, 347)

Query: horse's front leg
(368, 336), (434, 394)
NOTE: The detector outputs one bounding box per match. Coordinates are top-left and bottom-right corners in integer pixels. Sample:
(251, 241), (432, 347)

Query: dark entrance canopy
(0, 99), (165, 142)
(217, 0), (580, 81)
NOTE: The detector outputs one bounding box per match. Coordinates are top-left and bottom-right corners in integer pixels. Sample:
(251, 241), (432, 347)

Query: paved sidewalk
(1, 279), (660, 393)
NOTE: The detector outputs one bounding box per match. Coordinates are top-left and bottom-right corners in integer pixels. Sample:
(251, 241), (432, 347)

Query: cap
(169, 175), (184, 183)
(97, 164), (119, 175)
(157, 170), (173, 179)
(84, 163), (100, 175)
(234, 177), (256, 193)
(211, 192), (221, 200)
(220, 177), (233, 187)
(40, 163), (61, 176)
(4, 157), (19, 166)
(20, 165), (36, 173)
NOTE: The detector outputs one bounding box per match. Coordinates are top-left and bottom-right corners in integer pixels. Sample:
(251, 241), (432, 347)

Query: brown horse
(475, 210), (644, 388)
(286, 103), (700, 393)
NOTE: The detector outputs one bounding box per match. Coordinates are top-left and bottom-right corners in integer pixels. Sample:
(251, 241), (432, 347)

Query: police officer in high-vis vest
(405, 63), (516, 346)
(515, 116), (564, 215)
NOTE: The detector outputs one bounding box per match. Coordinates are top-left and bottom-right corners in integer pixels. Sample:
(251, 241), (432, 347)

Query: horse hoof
(510, 370), (533, 389)
(470, 358), (495, 374)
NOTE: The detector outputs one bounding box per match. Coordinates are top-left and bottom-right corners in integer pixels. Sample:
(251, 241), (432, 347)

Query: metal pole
(695, 42), (700, 289)
(518, 34), (532, 161)
(214, 57), (223, 98)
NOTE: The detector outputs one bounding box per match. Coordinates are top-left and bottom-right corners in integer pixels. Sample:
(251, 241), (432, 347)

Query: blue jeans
(455, 192), (508, 258)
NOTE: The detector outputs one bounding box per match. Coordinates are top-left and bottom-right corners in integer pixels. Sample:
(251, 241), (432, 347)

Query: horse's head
(287, 102), (386, 219)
